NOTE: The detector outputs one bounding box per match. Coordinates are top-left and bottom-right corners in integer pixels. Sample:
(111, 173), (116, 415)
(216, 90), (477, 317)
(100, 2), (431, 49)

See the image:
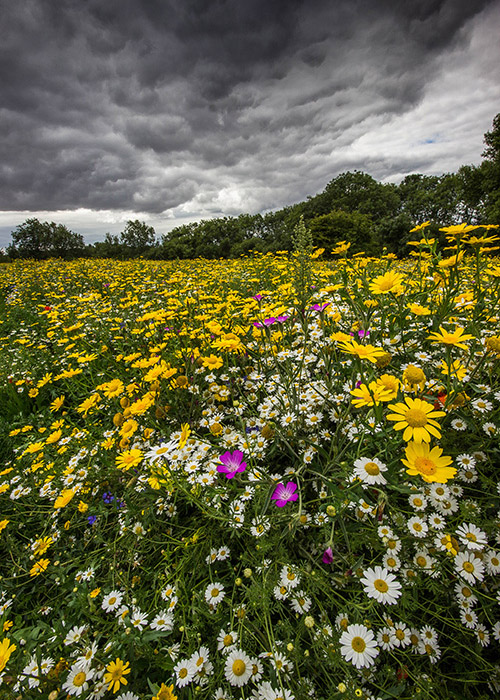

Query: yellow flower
(78, 501), (89, 513)
(120, 419), (138, 438)
(45, 429), (62, 444)
(369, 271), (404, 295)
(427, 326), (475, 350)
(438, 251), (465, 268)
(375, 374), (400, 401)
(407, 303), (431, 316)
(351, 381), (393, 408)
(30, 558), (50, 577)
(440, 359), (467, 381)
(33, 536), (53, 556)
(100, 378), (125, 398)
(409, 221), (431, 233)
(178, 423), (191, 449)
(201, 354), (223, 370)
(54, 489), (75, 509)
(0, 638), (16, 673)
(331, 241), (351, 255)
(115, 449), (143, 471)
(338, 340), (387, 363)
(0, 520), (9, 534)
(90, 587), (101, 598)
(402, 442), (456, 483)
(403, 365), (426, 392)
(387, 397), (445, 443)
(153, 683), (178, 700)
(104, 657), (131, 693)
(485, 336), (500, 356)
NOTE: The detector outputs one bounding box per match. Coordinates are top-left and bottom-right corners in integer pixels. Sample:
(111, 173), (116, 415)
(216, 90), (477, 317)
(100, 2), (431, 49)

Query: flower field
(0, 223), (500, 700)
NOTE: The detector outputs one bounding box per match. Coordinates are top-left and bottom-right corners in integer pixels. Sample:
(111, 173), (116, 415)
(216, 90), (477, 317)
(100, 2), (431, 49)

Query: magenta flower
(217, 450), (247, 479)
(309, 302), (330, 312)
(322, 547), (334, 564)
(271, 482), (299, 507)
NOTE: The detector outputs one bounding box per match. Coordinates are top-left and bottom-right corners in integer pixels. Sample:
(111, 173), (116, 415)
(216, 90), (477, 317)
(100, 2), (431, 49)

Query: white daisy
(101, 590), (123, 613)
(456, 523), (488, 550)
(407, 516), (428, 538)
(224, 648), (253, 687)
(486, 551), (500, 575)
(62, 663), (94, 696)
(174, 658), (195, 688)
(391, 622), (411, 648)
(339, 623), (379, 669)
(360, 566), (402, 605)
(217, 629), (237, 652)
(150, 611), (174, 631)
(352, 457), (388, 486)
(205, 582), (225, 606)
(376, 626), (395, 650)
(455, 552), (485, 584)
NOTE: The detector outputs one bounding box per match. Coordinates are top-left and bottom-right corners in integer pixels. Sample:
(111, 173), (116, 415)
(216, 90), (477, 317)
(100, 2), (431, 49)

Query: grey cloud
(0, 0), (497, 221)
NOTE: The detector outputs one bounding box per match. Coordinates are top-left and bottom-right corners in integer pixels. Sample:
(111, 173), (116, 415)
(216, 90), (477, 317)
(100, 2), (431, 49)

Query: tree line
(6, 113), (500, 261)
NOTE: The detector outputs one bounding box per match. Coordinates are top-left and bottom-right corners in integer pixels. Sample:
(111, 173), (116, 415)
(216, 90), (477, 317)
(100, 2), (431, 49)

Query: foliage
(1, 223), (500, 699)
(7, 218), (85, 259)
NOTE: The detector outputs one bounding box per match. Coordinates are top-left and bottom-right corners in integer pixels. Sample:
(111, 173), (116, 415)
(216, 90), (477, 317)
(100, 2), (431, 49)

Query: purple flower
(271, 482), (299, 507)
(217, 450), (247, 479)
(87, 515), (97, 526)
(309, 302), (331, 312)
(322, 547), (334, 564)
(252, 294), (263, 301)
(102, 492), (114, 504)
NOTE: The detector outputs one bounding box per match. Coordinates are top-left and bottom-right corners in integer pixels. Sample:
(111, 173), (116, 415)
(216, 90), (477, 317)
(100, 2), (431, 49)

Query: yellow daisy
(386, 397), (445, 443)
(427, 326), (474, 350)
(402, 442), (456, 483)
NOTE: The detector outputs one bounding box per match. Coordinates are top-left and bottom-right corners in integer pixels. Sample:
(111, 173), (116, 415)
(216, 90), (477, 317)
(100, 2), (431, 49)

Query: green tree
(119, 220), (156, 255)
(308, 209), (376, 255)
(7, 218), (84, 259)
(479, 113), (500, 224)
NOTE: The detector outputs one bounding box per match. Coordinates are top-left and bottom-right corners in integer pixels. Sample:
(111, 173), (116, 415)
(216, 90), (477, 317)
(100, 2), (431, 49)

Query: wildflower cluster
(0, 226), (500, 699)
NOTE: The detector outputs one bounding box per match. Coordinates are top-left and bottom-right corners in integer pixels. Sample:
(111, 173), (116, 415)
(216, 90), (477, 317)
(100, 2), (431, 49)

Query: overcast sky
(1, 0), (499, 246)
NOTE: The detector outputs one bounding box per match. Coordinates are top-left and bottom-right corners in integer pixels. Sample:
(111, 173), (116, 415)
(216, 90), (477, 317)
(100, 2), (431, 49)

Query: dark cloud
(0, 0), (498, 229)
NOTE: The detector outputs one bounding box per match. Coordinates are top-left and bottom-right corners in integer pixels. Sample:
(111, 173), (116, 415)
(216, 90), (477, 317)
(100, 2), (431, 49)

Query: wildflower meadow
(1, 221), (500, 700)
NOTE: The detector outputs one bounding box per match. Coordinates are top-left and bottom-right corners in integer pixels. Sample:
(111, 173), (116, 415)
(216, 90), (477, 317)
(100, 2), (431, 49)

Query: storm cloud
(1, 0), (499, 242)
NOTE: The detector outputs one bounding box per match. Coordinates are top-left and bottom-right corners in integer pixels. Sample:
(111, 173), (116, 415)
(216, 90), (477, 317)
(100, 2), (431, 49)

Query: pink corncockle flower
(217, 450), (247, 479)
(310, 302), (331, 312)
(252, 294), (263, 301)
(350, 329), (370, 338)
(271, 482), (299, 507)
(253, 316), (289, 328)
(322, 547), (334, 564)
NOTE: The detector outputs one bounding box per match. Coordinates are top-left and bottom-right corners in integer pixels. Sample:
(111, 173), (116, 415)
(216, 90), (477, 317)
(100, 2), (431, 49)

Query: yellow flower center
(211, 588), (220, 598)
(108, 597), (116, 606)
(416, 556), (427, 567)
(414, 456), (437, 476)
(179, 668), (188, 679)
(465, 533), (477, 542)
(232, 660), (246, 676)
(405, 408), (428, 427)
(364, 461), (380, 476)
(462, 562), (475, 573)
(73, 672), (86, 687)
(374, 579), (389, 592)
(395, 629), (405, 640)
(413, 523), (423, 531)
(491, 557), (499, 567)
(387, 539), (397, 550)
(413, 498), (423, 507)
(387, 557), (396, 567)
(351, 636), (366, 652)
